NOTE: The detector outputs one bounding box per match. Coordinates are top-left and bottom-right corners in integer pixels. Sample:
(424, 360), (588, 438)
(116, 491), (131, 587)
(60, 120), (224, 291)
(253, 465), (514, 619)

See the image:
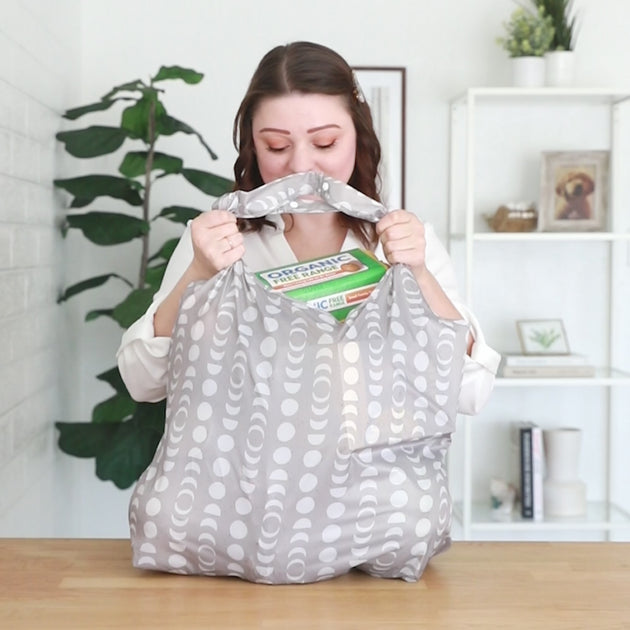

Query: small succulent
(497, 5), (555, 57)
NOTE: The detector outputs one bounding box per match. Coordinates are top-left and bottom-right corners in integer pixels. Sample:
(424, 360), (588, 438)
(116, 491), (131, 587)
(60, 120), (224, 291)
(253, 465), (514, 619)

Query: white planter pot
(543, 427), (586, 517)
(545, 50), (576, 87)
(511, 56), (545, 88)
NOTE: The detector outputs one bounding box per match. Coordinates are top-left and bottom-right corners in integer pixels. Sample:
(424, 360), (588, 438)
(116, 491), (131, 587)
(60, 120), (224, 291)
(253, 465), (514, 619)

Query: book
(502, 353), (590, 367)
(511, 422), (544, 520)
(531, 425), (544, 521)
(520, 425), (534, 518)
(502, 364), (595, 378)
(255, 249), (388, 321)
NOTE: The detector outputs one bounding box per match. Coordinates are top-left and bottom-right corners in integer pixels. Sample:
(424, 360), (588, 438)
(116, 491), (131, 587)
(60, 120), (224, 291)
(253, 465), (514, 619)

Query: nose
(288, 145), (315, 174)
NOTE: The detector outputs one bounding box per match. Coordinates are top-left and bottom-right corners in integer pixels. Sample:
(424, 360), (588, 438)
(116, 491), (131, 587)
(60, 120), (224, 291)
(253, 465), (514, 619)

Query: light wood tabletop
(0, 538), (628, 629)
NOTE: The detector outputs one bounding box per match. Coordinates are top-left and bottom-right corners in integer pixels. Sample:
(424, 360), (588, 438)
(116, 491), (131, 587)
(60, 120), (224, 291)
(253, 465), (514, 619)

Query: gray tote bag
(129, 173), (468, 583)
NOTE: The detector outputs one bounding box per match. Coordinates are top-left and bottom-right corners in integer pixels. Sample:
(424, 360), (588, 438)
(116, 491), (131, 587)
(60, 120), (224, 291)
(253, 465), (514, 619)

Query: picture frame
(353, 66), (406, 210)
(538, 150), (610, 232)
(516, 319), (570, 355)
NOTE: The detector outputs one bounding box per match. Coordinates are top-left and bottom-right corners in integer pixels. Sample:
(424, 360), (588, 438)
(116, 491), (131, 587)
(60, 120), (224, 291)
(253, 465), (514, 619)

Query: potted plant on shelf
(497, 3), (555, 87)
(535, 0), (578, 86)
(54, 65), (233, 489)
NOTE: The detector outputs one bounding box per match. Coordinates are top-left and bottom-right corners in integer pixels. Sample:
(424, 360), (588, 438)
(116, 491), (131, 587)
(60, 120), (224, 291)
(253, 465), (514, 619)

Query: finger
(192, 219), (238, 246)
(381, 223), (424, 250)
(214, 225), (242, 252)
(221, 243), (245, 265)
(219, 232), (243, 253)
(194, 209), (237, 229)
(376, 209), (410, 235)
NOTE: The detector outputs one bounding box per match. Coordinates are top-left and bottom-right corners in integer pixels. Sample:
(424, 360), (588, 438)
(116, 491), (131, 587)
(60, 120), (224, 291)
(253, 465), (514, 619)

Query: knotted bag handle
(211, 171), (389, 224)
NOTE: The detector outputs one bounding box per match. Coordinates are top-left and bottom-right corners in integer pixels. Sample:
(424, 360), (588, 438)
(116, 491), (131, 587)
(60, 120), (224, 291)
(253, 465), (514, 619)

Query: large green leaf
(156, 114), (218, 160)
(148, 237), (179, 263)
(57, 273), (132, 303)
(65, 211), (149, 245)
(63, 98), (133, 121)
(85, 308), (115, 322)
(92, 392), (137, 424)
(135, 399), (167, 435)
(119, 151), (183, 178)
(152, 65), (203, 84)
(94, 401), (166, 488)
(54, 175), (143, 207)
(121, 93), (166, 143)
(156, 205), (203, 225)
(56, 421), (119, 458)
(56, 399), (166, 489)
(56, 126), (129, 158)
(145, 262), (167, 292)
(112, 287), (155, 328)
(101, 79), (145, 100)
(97, 366), (129, 394)
(182, 168), (234, 197)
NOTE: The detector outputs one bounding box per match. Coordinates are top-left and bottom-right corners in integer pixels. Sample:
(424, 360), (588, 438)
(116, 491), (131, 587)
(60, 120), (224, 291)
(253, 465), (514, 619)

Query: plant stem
(138, 99), (156, 289)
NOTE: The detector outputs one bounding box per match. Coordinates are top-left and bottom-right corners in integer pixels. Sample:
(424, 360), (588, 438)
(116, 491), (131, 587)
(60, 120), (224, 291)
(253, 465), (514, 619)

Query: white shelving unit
(448, 87), (630, 541)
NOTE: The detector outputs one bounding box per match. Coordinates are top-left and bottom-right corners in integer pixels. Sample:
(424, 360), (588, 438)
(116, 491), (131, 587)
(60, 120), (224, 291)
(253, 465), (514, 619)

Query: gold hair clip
(352, 70), (366, 103)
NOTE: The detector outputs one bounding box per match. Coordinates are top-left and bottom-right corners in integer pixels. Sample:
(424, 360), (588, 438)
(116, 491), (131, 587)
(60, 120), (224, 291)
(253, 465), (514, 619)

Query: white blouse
(117, 216), (500, 415)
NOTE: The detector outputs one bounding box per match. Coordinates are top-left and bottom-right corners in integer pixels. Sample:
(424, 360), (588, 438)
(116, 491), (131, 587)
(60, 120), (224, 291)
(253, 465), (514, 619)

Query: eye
(267, 145), (288, 153)
(315, 140), (336, 150)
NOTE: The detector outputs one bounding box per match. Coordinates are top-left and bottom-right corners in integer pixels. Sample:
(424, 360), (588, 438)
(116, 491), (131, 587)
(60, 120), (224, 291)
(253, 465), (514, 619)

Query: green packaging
(255, 249), (388, 320)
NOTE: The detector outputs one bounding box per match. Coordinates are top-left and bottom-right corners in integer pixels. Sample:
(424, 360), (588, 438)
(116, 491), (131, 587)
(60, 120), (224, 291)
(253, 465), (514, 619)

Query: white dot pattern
(129, 173), (467, 584)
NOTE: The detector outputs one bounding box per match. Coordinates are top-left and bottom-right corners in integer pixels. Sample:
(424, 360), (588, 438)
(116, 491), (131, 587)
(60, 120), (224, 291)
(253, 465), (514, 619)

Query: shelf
(454, 501), (630, 532)
(495, 368), (630, 388)
(449, 231), (630, 242)
(451, 87), (630, 105)
(449, 86), (630, 542)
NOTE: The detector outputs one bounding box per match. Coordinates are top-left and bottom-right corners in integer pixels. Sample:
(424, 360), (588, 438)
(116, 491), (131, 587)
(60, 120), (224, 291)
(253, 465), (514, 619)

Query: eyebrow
(258, 124), (341, 135)
(307, 124), (341, 133)
(258, 127), (290, 135)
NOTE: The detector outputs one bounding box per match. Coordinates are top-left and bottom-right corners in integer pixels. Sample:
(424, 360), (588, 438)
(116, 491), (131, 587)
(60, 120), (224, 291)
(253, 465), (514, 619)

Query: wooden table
(1, 539), (628, 629)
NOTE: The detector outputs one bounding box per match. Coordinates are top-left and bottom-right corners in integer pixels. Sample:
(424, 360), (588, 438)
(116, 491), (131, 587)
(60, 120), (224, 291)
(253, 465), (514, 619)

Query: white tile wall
(0, 0), (80, 535)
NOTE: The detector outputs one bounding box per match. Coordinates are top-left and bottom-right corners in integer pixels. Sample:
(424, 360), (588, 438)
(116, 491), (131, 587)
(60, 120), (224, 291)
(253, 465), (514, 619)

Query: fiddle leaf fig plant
(54, 65), (233, 489)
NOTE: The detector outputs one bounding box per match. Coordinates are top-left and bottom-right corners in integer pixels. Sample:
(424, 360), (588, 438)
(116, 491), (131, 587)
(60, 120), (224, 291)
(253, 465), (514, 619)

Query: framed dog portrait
(539, 151), (610, 232)
(516, 319), (570, 355)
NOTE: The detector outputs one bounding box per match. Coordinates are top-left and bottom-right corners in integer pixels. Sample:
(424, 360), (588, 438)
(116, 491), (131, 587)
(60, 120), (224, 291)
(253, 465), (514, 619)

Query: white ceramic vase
(543, 427), (586, 517)
(511, 56), (546, 88)
(545, 50), (576, 87)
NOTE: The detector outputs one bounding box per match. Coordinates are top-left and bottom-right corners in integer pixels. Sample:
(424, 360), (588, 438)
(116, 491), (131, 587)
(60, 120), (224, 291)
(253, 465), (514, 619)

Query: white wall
(1, 0), (629, 538)
(0, 0), (81, 535)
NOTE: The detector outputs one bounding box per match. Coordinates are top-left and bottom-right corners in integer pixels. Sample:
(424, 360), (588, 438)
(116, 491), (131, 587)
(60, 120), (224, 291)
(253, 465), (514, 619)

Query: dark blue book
(519, 426), (534, 519)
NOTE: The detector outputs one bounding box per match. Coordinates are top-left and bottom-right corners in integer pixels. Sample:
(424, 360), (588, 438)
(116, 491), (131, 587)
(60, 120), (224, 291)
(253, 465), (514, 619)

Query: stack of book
(511, 421), (544, 520)
(501, 353), (595, 378)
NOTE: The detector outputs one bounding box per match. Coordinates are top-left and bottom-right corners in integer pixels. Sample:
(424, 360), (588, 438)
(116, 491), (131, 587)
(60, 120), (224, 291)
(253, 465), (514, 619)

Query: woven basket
(485, 205), (538, 232)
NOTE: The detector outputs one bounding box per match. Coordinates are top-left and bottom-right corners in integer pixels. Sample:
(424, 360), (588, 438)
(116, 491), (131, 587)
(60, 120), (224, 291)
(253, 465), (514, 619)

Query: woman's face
(252, 92), (357, 184)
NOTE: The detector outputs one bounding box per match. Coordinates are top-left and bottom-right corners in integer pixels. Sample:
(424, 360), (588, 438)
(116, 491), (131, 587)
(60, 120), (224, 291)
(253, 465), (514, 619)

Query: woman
(124, 41), (501, 584)
(117, 41), (500, 411)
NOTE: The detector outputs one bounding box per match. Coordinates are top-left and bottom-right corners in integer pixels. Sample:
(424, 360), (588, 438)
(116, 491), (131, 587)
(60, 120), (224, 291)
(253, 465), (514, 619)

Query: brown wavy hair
(232, 41), (382, 248)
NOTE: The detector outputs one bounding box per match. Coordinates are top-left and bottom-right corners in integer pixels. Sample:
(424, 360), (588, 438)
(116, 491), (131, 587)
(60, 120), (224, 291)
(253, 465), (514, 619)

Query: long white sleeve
(117, 220), (500, 413)
(116, 225), (194, 402)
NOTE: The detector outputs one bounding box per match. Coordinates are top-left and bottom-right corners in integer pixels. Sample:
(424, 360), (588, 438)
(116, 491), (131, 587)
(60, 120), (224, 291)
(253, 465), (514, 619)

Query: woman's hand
(189, 210), (244, 278)
(153, 211), (243, 338)
(376, 210), (427, 278)
(377, 210), (464, 322)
